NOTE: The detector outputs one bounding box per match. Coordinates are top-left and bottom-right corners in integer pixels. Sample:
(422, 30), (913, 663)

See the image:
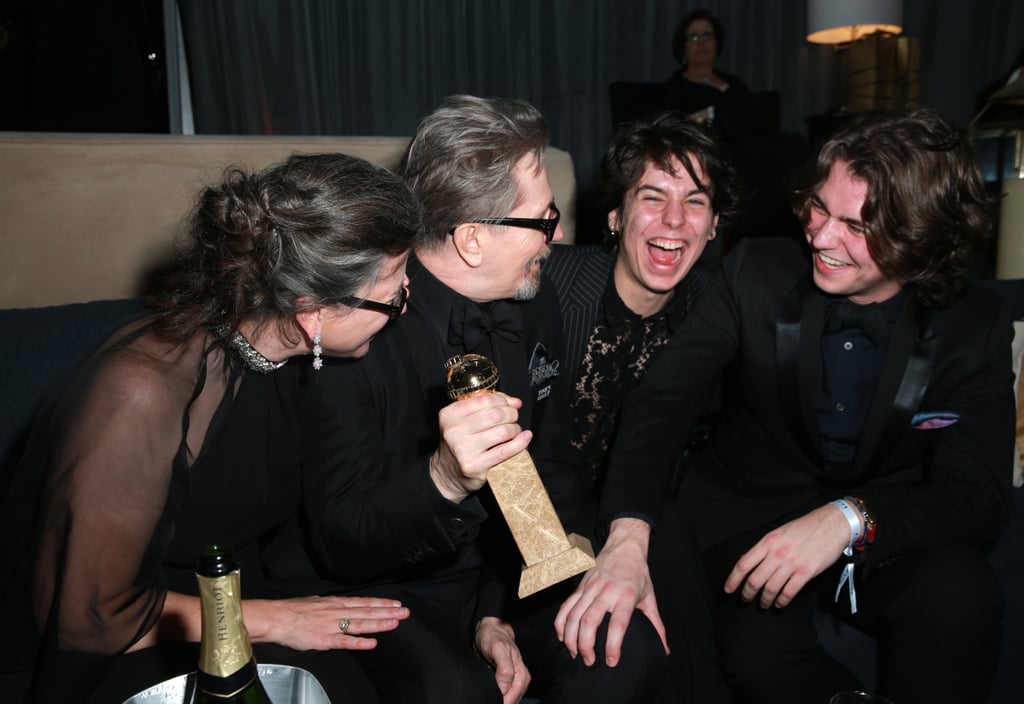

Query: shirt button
(843, 341), (854, 351)
(449, 517), (465, 529)
(835, 402), (846, 412)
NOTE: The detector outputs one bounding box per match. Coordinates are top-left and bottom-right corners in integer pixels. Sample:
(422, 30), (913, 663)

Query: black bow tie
(447, 298), (523, 351)
(824, 300), (888, 345)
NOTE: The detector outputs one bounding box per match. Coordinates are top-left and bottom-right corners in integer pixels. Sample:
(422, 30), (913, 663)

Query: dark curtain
(0, 0), (168, 132)
(177, 0), (1023, 196)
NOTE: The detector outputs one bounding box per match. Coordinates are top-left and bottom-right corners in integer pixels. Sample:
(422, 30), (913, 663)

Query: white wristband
(831, 498), (863, 546)
(831, 498), (864, 614)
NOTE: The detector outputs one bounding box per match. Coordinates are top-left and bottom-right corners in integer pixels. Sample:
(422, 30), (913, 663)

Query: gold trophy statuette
(445, 353), (595, 597)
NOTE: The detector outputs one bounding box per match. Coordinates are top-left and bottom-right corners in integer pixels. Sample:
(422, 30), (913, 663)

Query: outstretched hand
(724, 503), (851, 609)
(245, 595), (410, 651)
(475, 617), (531, 704)
(554, 518), (668, 667)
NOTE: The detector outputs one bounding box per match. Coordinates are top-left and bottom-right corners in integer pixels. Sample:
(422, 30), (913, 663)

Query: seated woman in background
(0, 153), (421, 703)
(663, 8), (753, 141)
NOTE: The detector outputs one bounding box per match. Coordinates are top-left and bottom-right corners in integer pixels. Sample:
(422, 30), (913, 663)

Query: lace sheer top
(1, 318), (302, 698)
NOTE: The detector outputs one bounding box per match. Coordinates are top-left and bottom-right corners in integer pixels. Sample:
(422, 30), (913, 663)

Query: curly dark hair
(792, 108), (995, 307)
(671, 8), (725, 64)
(151, 152), (421, 343)
(599, 110), (741, 241)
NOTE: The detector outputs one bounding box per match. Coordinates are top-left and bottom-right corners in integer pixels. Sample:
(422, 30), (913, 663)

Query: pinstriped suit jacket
(543, 244), (714, 387)
(542, 245), (615, 386)
(543, 243), (717, 525)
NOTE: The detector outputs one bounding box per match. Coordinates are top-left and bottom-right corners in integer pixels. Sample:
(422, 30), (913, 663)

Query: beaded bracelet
(846, 496), (877, 552)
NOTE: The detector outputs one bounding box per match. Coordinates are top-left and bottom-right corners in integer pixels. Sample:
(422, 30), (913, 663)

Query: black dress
(662, 69), (753, 141)
(0, 319), (376, 703)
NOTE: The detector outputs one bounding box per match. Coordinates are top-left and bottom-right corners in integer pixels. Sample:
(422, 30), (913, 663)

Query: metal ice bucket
(121, 664), (331, 704)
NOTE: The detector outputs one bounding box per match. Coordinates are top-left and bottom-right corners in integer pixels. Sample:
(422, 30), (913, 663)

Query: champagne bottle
(192, 545), (273, 703)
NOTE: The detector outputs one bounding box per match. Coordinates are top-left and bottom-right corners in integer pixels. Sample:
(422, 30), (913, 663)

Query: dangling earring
(312, 334), (323, 370)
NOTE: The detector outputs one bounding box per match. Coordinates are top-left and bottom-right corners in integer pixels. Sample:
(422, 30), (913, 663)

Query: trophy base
(518, 533), (596, 598)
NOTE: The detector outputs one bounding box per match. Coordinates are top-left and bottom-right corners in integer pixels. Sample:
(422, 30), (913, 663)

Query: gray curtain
(178, 0), (1023, 195)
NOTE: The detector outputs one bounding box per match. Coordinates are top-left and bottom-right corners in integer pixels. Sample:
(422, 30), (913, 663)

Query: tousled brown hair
(792, 107), (995, 307)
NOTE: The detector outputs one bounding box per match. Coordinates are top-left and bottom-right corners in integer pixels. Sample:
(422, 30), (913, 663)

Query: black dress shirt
(818, 290), (908, 468)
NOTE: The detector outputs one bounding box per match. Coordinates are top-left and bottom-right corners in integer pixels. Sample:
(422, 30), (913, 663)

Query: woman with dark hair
(663, 8), (753, 140)
(1, 152), (422, 703)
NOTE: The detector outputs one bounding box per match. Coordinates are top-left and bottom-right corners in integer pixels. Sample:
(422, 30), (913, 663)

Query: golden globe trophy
(445, 353), (595, 597)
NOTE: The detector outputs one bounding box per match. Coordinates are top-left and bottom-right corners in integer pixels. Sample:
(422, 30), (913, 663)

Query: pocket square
(911, 411), (960, 429)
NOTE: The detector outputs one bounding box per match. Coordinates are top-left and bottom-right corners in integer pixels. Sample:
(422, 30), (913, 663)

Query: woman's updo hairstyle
(153, 152), (421, 343)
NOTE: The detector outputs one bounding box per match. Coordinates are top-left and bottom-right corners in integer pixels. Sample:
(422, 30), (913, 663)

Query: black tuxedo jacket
(271, 258), (580, 615)
(606, 237), (1015, 564)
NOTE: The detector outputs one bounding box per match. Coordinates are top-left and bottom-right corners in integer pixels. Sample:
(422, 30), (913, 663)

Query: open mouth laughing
(650, 238), (684, 265)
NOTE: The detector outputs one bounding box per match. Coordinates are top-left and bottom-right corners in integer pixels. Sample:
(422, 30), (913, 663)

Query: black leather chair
(608, 79), (782, 133)
(608, 80), (671, 129)
(607, 80), (810, 248)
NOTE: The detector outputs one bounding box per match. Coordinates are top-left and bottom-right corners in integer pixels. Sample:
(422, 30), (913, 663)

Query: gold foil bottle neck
(197, 569), (253, 679)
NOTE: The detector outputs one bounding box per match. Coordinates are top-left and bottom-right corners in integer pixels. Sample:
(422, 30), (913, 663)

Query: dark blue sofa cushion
(0, 298), (148, 502)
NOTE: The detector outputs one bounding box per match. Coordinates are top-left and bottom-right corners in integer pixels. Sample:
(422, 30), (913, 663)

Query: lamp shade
(807, 0), (903, 44)
(997, 177), (1024, 279)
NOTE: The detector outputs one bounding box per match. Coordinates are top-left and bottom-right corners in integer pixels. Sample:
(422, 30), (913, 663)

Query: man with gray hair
(276, 96), (663, 703)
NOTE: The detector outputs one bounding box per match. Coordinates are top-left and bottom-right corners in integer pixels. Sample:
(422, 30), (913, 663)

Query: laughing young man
(600, 107), (1016, 704)
(543, 112), (740, 702)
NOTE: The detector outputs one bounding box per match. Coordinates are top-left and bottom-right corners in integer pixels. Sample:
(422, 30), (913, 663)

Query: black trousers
(350, 582), (503, 704)
(512, 576), (670, 704)
(650, 493), (736, 704)
(702, 534), (1004, 704)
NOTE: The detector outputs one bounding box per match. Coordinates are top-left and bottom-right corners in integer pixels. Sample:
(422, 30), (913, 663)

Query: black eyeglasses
(470, 203), (561, 243)
(339, 285), (408, 321)
(688, 31), (714, 43)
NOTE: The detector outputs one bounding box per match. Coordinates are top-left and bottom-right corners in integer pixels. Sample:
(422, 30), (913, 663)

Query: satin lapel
(776, 273), (824, 464)
(492, 302), (533, 429)
(856, 297), (938, 475)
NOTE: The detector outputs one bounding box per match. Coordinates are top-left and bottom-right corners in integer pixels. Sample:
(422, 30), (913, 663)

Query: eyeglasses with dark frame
(469, 203), (561, 243)
(688, 31), (714, 43)
(339, 285), (408, 321)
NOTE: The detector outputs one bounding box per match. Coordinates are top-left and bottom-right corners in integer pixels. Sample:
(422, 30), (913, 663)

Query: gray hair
(153, 152), (421, 342)
(400, 95), (550, 248)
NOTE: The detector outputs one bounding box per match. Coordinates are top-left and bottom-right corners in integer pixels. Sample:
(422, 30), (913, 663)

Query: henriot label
(198, 571), (251, 676)
(215, 585), (228, 641)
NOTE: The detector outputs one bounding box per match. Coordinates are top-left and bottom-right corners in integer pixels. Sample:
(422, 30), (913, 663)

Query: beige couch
(0, 132), (576, 309)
